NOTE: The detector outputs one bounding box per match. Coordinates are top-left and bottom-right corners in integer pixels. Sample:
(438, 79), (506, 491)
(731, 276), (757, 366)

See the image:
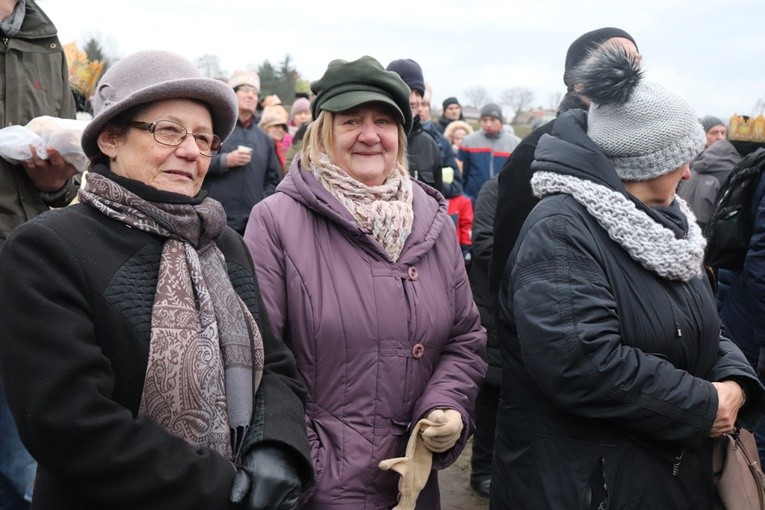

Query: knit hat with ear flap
(574, 43), (705, 181)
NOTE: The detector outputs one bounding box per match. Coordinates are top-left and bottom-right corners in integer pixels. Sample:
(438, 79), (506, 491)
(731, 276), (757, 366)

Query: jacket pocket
(586, 456), (609, 510)
(532, 435), (623, 510)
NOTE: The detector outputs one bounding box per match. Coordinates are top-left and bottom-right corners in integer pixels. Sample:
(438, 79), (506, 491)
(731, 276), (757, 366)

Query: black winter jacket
(491, 111), (764, 510)
(0, 170), (312, 509)
(407, 116), (443, 193)
(469, 175), (501, 385)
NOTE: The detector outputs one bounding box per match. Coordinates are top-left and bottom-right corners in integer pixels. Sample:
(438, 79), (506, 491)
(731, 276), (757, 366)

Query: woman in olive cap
(243, 55), (486, 509)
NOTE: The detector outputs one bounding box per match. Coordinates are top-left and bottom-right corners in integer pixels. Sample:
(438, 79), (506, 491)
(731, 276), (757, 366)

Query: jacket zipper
(672, 449), (685, 476)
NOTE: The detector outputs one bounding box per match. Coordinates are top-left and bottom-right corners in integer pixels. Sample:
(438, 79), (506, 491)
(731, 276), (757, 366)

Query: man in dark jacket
(718, 119), (765, 463)
(0, 1), (79, 506)
(489, 27), (640, 298)
(467, 175), (501, 497)
(387, 59), (443, 193)
(483, 27), (638, 502)
(203, 70), (281, 234)
(421, 83), (463, 199)
(436, 96), (464, 134)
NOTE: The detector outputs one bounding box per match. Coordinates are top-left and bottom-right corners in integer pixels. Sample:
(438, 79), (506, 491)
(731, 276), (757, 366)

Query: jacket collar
(278, 160), (447, 264)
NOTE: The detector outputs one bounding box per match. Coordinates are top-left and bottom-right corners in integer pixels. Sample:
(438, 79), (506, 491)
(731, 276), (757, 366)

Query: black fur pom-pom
(572, 43), (643, 106)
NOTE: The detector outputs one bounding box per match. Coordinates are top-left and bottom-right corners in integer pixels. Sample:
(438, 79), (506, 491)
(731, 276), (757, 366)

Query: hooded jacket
(0, 0), (77, 248)
(243, 161), (486, 509)
(678, 139), (742, 228)
(720, 168), (765, 371)
(492, 110), (764, 510)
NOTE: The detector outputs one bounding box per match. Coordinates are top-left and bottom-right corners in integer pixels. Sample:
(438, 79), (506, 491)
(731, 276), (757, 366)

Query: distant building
(512, 107), (556, 126)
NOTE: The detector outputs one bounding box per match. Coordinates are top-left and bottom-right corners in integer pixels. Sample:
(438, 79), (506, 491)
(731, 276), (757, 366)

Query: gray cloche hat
(81, 50), (238, 159)
(310, 55), (413, 133)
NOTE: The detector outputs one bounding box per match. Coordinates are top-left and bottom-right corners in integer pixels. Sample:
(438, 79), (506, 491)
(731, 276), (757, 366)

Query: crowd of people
(2, 1), (765, 509)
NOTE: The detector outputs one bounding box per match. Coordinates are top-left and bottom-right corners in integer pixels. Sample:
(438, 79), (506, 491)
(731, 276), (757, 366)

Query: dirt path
(438, 440), (490, 510)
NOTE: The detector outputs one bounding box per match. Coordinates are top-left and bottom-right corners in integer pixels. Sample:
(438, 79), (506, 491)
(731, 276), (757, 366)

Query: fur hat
(311, 55), (412, 133)
(259, 104), (289, 130)
(386, 58), (425, 96)
(81, 50), (238, 159)
(229, 70), (260, 93)
(575, 44), (705, 181)
(700, 115), (725, 134)
(443, 120), (474, 144)
(442, 97), (460, 110)
(563, 27), (637, 89)
(480, 103), (504, 123)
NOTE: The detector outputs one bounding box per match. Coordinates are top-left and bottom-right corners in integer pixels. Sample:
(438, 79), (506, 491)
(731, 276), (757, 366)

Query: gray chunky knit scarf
(531, 171), (706, 281)
(79, 173), (264, 460)
(311, 153), (414, 261)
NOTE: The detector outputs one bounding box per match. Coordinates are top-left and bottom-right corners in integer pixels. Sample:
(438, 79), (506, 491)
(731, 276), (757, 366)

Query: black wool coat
(0, 172), (312, 509)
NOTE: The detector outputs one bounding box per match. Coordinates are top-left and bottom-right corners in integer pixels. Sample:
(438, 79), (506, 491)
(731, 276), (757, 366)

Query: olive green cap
(310, 55), (413, 133)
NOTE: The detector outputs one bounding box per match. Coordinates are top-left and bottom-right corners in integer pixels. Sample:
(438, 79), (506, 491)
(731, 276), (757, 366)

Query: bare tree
(548, 91), (564, 110)
(464, 86), (491, 108)
(194, 54), (225, 79)
(500, 87), (534, 117)
(754, 98), (765, 115)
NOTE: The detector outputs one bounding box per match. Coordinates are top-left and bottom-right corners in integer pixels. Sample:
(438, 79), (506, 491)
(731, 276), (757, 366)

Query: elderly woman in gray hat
(242, 56), (486, 509)
(0, 50), (312, 510)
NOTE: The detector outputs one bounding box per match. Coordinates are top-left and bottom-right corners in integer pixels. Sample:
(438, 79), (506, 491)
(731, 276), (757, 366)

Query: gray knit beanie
(700, 115), (725, 134)
(480, 103), (504, 123)
(575, 44), (705, 181)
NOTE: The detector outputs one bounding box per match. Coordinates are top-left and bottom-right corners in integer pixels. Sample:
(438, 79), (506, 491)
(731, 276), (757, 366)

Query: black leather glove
(230, 445), (302, 510)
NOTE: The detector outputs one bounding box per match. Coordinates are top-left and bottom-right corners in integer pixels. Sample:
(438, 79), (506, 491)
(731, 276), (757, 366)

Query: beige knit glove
(379, 418), (435, 510)
(421, 409), (463, 453)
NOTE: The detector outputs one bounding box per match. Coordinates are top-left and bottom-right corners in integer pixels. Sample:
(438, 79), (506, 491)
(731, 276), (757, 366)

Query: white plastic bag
(0, 116), (89, 172)
(0, 125), (46, 164)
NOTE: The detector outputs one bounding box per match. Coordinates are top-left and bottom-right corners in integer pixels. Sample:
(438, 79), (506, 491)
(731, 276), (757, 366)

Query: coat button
(412, 343), (424, 358)
(408, 266), (419, 281)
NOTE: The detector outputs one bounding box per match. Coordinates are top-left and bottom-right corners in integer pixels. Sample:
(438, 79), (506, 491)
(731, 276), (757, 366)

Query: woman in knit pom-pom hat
(491, 43), (765, 510)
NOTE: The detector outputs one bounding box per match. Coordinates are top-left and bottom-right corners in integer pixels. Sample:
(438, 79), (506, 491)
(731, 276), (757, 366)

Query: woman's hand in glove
(230, 445), (302, 510)
(420, 409), (463, 453)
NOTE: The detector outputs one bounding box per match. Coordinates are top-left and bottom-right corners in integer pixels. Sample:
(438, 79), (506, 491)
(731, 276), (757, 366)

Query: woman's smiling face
(327, 103), (400, 186)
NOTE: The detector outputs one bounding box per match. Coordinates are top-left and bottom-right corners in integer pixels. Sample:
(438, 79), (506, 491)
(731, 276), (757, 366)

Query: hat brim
(319, 90), (406, 127)
(81, 78), (238, 159)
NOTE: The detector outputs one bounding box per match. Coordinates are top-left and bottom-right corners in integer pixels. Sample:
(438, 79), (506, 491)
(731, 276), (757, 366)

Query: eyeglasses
(235, 85), (258, 95)
(128, 120), (222, 157)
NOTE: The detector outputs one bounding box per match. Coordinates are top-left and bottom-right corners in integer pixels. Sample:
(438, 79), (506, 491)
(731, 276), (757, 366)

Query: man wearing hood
(489, 27), (640, 297)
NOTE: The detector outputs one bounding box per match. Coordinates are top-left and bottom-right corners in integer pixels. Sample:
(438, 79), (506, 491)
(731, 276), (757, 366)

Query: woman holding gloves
(243, 55), (486, 509)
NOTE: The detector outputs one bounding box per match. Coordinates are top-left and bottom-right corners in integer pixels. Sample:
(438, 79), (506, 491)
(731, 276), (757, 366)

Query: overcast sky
(41, 0), (764, 121)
